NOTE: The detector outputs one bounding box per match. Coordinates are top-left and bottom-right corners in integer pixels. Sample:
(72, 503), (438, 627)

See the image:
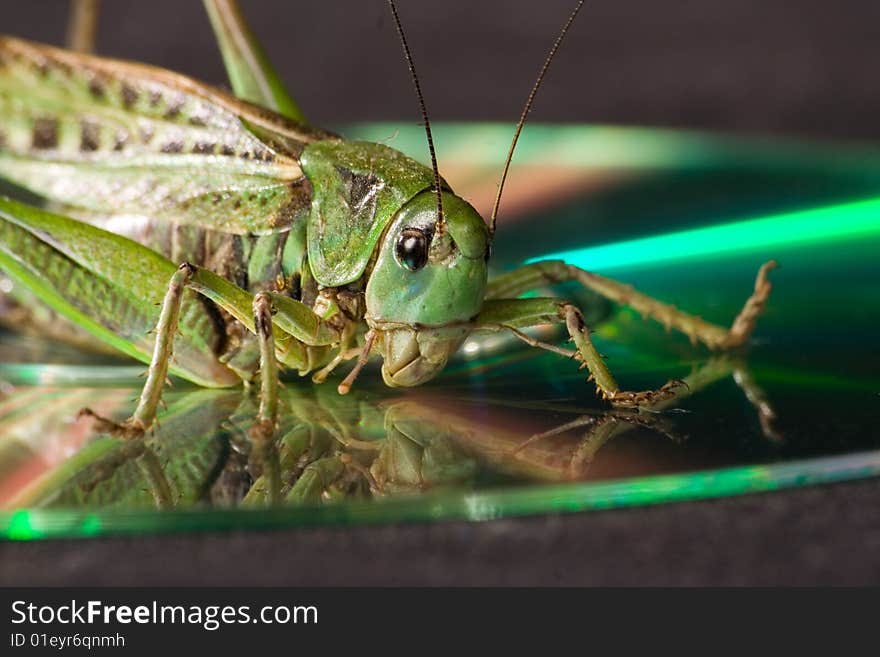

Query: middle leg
(486, 259), (776, 350)
(476, 297), (685, 408)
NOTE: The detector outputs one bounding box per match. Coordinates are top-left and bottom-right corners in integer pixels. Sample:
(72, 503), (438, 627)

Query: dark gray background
(2, 1), (879, 585)
(8, 0), (880, 140)
(2, 479), (879, 586)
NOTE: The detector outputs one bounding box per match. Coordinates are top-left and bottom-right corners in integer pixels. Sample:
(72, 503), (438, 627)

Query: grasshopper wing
(0, 37), (335, 235)
(0, 196), (239, 387)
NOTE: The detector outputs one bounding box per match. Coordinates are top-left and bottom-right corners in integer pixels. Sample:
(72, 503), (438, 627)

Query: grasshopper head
(361, 0), (582, 388)
(365, 189), (490, 387)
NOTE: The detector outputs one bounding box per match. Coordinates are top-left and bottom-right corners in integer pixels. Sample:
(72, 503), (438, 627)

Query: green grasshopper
(0, 0), (776, 441)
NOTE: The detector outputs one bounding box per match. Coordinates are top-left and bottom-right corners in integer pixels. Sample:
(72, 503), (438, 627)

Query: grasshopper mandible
(0, 0), (776, 440)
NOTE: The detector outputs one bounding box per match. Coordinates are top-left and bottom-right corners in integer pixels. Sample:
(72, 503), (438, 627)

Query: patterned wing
(0, 36), (336, 235)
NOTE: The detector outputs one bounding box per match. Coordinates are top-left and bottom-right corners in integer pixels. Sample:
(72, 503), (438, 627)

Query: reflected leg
(516, 357), (776, 476)
(732, 364), (780, 441)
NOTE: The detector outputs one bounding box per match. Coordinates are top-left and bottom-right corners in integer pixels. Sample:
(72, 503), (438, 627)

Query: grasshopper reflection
(1, 356), (777, 510)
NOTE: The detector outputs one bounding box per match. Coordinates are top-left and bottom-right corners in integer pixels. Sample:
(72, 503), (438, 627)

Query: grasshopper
(0, 0), (776, 442)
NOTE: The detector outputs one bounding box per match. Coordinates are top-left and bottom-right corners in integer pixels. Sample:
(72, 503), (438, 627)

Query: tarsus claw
(77, 408), (146, 440)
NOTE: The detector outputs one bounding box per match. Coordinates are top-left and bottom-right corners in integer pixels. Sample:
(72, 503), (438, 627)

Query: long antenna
(489, 0), (585, 237)
(387, 0), (446, 236)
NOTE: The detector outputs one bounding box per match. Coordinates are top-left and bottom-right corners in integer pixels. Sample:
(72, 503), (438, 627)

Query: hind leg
(66, 0), (101, 53)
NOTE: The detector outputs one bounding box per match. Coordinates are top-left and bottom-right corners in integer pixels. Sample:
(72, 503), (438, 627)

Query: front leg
(487, 260), (776, 350)
(476, 298), (684, 408)
(81, 265), (345, 439)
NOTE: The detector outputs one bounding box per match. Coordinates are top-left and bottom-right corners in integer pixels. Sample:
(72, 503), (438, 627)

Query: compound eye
(395, 228), (429, 271)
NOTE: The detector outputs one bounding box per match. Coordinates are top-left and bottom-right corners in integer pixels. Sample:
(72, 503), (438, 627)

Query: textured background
(2, 479), (879, 586)
(2, 0), (879, 585)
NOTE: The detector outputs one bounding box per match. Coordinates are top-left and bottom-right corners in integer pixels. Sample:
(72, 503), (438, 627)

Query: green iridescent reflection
(528, 196), (880, 272)
(2, 450), (879, 539)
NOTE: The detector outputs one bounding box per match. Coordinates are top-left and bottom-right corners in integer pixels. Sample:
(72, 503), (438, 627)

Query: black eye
(396, 228), (429, 271)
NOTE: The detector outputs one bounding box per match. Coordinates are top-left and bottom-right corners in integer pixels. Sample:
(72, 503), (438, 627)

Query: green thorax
(300, 139), (440, 288)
